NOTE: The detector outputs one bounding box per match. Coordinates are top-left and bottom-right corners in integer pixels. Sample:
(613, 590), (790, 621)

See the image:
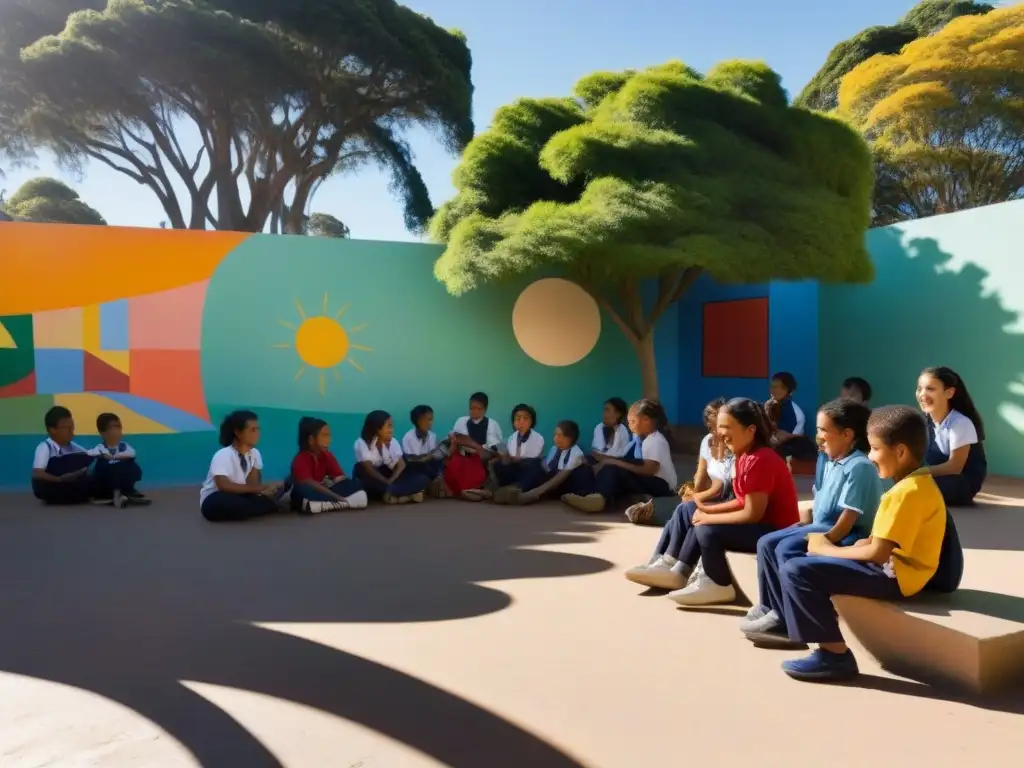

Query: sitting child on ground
(918, 366), (987, 507)
(200, 410), (285, 523)
(590, 397), (631, 461)
(493, 404), (545, 504)
(353, 410), (430, 504)
(444, 391), (504, 501)
(766, 371), (818, 462)
(290, 417), (367, 513)
(89, 412), (149, 508)
(562, 399), (677, 514)
(775, 405), (946, 682)
(401, 404), (447, 497)
(504, 420), (594, 505)
(840, 376), (872, 404)
(31, 406), (96, 505)
(741, 398), (883, 645)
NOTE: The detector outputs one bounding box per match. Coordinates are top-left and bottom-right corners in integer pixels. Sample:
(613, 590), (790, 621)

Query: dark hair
(842, 376), (873, 402)
(410, 404), (433, 426)
(818, 398), (871, 453)
(469, 391), (489, 409)
(511, 403), (537, 428)
(361, 410), (392, 443)
(44, 406), (72, 430)
(703, 397), (727, 430)
(298, 416), (328, 449)
(868, 405), (928, 462)
(631, 399), (672, 446)
(921, 366), (985, 440)
(771, 371), (797, 394)
(96, 412), (121, 433)
(605, 397), (628, 424)
(556, 419), (580, 444)
(721, 397), (772, 449)
(219, 409), (258, 447)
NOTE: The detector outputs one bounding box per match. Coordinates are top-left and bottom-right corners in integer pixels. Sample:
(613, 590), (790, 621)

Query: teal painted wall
(819, 201), (1024, 478)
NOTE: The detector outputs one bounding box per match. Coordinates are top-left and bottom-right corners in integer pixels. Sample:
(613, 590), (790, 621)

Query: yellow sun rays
(273, 293), (372, 396)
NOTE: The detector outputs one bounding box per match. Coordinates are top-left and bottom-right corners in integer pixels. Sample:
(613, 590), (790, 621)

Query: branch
(577, 268), (640, 347)
(650, 266), (702, 324)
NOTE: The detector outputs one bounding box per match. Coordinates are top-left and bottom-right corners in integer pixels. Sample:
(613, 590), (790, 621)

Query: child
(353, 410), (430, 503)
(444, 392), (503, 501)
(562, 399), (677, 513)
(840, 376), (872, 404)
(89, 412), (149, 508)
(290, 417), (368, 513)
(31, 406), (96, 505)
(591, 397), (631, 460)
(402, 405), (447, 497)
(767, 371), (818, 462)
(492, 403), (545, 504)
(650, 398), (799, 606)
(741, 398), (884, 644)
(505, 420), (594, 505)
(200, 410), (284, 522)
(777, 405), (946, 682)
(917, 366), (987, 507)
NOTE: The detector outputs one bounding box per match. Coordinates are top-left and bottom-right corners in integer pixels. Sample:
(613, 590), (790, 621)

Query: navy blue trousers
(933, 474), (977, 507)
(291, 478), (364, 508)
(32, 453), (96, 505)
(494, 458), (544, 488)
(779, 556), (902, 643)
(202, 491), (279, 522)
(93, 458), (142, 498)
(755, 523), (831, 613)
(521, 463), (596, 498)
(405, 458), (445, 480)
(595, 464), (673, 502)
(353, 463), (430, 500)
(676, 503), (775, 586)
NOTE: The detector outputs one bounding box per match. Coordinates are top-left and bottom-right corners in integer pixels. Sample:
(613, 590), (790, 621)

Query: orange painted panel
(702, 298), (769, 378)
(129, 349), (208, 421)
(129, 281), (208, 350)
(0, 223), (247, 315)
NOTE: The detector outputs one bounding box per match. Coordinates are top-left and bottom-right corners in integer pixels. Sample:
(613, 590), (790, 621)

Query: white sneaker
(668, 568), (737, 606)
(304, 499), (349, 514)
(624, 555), (687, 590)
(343, 490), (368, 509)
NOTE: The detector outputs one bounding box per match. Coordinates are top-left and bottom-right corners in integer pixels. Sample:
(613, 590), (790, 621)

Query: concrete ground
(2, 478), (1024, 767)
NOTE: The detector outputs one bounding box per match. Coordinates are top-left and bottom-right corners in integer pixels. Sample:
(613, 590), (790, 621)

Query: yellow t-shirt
(870, 469), (947, 597)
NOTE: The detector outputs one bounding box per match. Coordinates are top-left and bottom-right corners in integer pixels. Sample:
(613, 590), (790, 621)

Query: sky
(1, 0), (926, 240)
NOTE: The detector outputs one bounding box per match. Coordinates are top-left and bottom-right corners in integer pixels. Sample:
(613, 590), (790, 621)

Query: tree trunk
(635, 332), (659, 401)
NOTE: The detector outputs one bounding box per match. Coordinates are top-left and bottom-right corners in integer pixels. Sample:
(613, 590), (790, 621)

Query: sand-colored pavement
(1, 489), (1023, 767)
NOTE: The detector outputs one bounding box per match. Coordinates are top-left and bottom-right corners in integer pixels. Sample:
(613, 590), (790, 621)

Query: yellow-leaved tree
(839, 4), (1024, 224)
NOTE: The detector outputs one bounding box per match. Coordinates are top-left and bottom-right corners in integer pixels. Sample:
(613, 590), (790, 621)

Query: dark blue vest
(466, 417), (490, 447)
(925, 421), (988, 495)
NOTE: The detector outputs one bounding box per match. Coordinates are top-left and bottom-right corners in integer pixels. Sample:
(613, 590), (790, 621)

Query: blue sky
(2, 0), (921, 240)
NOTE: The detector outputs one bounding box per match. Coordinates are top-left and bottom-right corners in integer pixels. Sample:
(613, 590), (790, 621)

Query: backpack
(924, 510), (964, 593)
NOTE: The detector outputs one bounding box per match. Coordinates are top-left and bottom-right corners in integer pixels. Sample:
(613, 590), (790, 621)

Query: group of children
(625, 365), (982, 682)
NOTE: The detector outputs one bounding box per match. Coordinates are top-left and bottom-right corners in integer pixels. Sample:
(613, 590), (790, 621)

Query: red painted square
(129, 350), (209, 421)
(702, 298), (769, 378)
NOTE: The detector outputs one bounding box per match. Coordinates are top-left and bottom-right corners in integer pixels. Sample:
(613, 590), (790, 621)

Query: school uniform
(31, 438), (97, 504)
(773, 397), (818, 461)
(926, 409), (987, 506)
(199, 446), (279, 522)
(89, 441), (143, 499)
(493, 429), (545, 487)
(444, 416), (503, 495)
(290, 449), (364, 508)
(401, 428), (445, 480)
(353, 437), (429, 500)
(700, 433), (734, 488)
(594, 431), (677, 502)
(517, 443), (592, 497)
(591, 423), (631, 458)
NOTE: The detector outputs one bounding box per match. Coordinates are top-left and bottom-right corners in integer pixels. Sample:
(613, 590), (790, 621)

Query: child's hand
(806, 533), (830, 555)
(260, 481), (282, 496)
(61, 468), (88, 481)
(692, 509), (708, 526)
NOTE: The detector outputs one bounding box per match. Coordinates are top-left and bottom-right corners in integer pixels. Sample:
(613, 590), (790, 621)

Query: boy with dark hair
(767, 371), (817, 461)
(840, 376), (873, 404)
(775, 405), (945, 682)
(31, 406), (96, 505)
(89, 412), (149, 508)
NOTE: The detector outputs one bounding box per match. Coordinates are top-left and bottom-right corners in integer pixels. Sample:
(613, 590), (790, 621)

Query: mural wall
(0, 224), (640, 489)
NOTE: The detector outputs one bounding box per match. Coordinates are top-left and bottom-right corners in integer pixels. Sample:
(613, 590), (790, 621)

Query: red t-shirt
(291, 450), (345, 483)
(733, 446), (799, 529)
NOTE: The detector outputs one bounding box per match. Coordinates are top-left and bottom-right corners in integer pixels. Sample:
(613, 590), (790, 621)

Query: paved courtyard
(1, 484), (1023, 767)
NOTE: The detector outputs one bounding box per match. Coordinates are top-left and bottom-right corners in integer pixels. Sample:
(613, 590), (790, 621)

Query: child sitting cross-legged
(401, 405), (448, 497)
(504, 420), (595, 505)
(290, 417), (367, 514)
(740, 398), (883, 645)
(353, 410), (431, 504)
(89, 412), (150, 508)
(776, 405), (946, 682)
(31, 406), (96, 505)
(492, 404), (545, 504)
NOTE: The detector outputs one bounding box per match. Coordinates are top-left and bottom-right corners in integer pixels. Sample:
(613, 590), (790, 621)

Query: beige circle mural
(512, 278), (601, 366)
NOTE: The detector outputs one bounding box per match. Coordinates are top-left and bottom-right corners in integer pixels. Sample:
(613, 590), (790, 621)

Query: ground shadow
(950, 502), (1024, 553)
(0, 492), (614, 766)
(848, 674), (1024, 715)
(908, 588), (1024, 625)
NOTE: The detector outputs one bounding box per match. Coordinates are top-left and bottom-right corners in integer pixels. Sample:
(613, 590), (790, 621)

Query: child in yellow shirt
(776, 404), (946, 682)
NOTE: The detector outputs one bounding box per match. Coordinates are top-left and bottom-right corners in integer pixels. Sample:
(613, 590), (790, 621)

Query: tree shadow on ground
(0, 492), (613, 766)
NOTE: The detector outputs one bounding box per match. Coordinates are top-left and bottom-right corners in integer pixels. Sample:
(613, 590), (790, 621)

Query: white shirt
(88, 441), (137, 463)
(545, 444), (585, 471)
(32, 438), (88, 469)
(355, 437), (403, 468)
(505, 430), (545, 460)
(452, 416), (503, 448)
(401, 429), (438, 456)
(699, 433), (733, 483)
(932, 409), (979, 454)
(592, 423), (631, 457)
(641, 431), (677, 488)
(200, 446), (263, 505)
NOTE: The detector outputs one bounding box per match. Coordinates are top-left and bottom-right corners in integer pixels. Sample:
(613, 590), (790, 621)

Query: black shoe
(125, 490), (152, 506)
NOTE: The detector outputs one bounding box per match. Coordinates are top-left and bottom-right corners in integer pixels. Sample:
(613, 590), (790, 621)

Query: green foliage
(3, 175), (105, 224)
(307, 212), (350, 239)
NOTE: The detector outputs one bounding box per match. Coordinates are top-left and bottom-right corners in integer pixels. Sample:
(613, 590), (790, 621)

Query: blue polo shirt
(812, 449), (884, 535)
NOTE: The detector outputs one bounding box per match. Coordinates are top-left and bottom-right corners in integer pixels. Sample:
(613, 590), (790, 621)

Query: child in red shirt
(666, 397), (799, 606)
(290, 417), (367, 513)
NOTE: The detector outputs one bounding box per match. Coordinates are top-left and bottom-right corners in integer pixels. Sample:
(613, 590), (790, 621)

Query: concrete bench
(724, 499), (1024, 694)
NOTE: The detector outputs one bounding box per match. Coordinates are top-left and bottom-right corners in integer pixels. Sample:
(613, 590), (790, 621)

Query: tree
(2, 0), (472, 233)
(2, 175), (105, 224)
(431, 61), (875, 400)
(307, 212), (350, 238)
(839, 4), (1024, 223)
(796, 0), (993, 112)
